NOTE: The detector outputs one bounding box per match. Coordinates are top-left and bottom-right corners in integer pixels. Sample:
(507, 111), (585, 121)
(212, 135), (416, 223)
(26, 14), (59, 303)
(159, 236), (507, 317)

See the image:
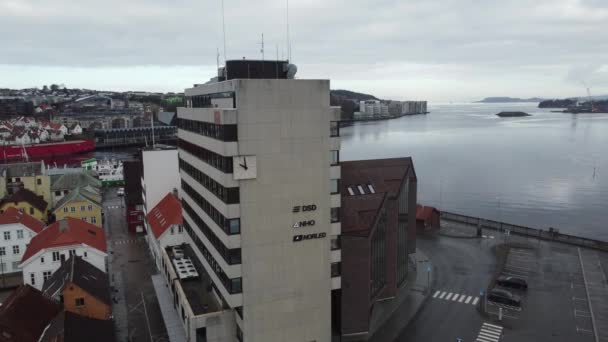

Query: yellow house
(0, 161), (52, 205)
(53, 187), (102, 227)
(0, 188), (49, 222)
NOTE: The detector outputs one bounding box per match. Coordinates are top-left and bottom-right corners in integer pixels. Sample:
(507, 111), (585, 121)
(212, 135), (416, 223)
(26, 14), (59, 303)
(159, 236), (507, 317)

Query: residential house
(53, 187), (102, 227)
(13, 132), (30, 145)
(38, 311), (116, 342)
(146, 192), (184, 270)
(0, 189), (49, 223)
(38, 129), (49, 142)
(49, 129), (64, 142)
(42, 256), (111, 320)
(0, 161), (52, 205)
(69, 123), (83, 135)
(416, 205), (441, 231)
(0, 285), (62, 342)
(0, 207), (45, 274)
(0, 128), (10, 139)
(51, 123), (68, 136)
(27, 131), (40, 144)
(50, 170), (100, 206)
(20, 218), (107, 290)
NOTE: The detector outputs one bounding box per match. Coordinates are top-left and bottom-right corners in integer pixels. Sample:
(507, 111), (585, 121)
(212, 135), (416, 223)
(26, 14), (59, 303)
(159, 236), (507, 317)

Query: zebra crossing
(113, 238), (143, 245)
(432, 290), (480, 306)
(106, 205), (122, 210)
(475, 322), (503, 342)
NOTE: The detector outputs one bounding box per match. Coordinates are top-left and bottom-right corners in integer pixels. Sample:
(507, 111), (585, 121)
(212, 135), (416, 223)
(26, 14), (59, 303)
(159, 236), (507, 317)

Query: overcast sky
(1, 0), (607, 101)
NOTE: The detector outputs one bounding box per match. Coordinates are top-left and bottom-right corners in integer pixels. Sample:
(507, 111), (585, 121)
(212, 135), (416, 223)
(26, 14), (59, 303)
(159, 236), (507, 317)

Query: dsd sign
(293, 232), (326, 242)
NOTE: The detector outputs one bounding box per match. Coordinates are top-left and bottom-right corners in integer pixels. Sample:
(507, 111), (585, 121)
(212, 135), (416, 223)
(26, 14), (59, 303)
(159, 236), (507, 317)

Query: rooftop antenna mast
(221, 0), (228, 74)
(286, 0), (291, 61)
(216, 47), (220, 78)
(260, 33), (265, 61)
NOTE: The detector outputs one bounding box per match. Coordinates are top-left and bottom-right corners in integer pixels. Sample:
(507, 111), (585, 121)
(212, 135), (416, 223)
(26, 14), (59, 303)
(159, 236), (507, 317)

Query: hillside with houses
(0, 117), (82, 146)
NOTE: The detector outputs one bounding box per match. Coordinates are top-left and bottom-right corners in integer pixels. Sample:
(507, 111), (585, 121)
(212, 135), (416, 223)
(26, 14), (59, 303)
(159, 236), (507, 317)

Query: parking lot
(487, 239), (596, 342)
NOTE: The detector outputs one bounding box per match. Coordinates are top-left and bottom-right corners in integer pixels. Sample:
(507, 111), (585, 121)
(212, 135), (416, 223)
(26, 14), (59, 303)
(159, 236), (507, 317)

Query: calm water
(340, 103), (608, 240)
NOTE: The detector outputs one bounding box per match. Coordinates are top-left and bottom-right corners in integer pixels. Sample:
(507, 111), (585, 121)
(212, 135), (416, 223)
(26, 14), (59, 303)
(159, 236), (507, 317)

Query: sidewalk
(368, 249), (433, 342)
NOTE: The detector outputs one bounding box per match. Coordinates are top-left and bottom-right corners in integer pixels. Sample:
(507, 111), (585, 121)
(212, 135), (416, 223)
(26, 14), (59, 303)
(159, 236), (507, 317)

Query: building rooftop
(54, 186), (101, 210)
(166, 243), (221, 315)
(147, 192), (182, 239)
(0, 161), (44, 178)
(38, 311), (115, 342)
(340, 158), (415, 236)
(0, 207), (45, 233)
(42, 256), (110, 306)
(123, 160), (143, 206)
(21, 218), (107, 264)
(0, 285), (62, 342)
(50, 170), (101, 191)
(0, 188), (48, 212)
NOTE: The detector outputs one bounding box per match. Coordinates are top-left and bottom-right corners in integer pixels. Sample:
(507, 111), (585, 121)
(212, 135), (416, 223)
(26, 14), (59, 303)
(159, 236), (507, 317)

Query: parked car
(496, 276), (528, 290)
(117, 188), (125, 196)
(488, 288), (521, 307)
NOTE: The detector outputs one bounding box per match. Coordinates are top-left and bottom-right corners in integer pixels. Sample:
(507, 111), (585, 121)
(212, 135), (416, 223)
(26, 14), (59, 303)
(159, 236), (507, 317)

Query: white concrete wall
(142, 149), (180, 212)
(0, 223), (36, 273)
(21, 245), (107, 290)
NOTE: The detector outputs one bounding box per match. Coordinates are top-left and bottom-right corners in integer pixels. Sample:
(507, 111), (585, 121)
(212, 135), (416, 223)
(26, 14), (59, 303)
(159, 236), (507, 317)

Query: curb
(438, 231), (480, 239)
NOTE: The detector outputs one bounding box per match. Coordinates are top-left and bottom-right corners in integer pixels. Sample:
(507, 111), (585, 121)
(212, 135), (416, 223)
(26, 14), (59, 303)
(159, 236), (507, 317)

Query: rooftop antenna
(286, 0), (291, 62)
(276, 45), (279, 78)
(260, 33), (265, 61)
(220, 0), (228, 73)
(216, 47), (220, 78)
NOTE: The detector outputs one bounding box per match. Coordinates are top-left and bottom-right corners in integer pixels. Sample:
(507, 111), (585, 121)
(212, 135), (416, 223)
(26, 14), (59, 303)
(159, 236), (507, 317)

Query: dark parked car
(488, 288), (521, 307)
(496, 276), (528, 290)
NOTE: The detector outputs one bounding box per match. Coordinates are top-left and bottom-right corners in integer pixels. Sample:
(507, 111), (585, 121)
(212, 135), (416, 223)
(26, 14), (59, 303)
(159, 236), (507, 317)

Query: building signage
(293, 232), (326, 242)
(293, 220), (315, 228)
(292, 204), (317, 213)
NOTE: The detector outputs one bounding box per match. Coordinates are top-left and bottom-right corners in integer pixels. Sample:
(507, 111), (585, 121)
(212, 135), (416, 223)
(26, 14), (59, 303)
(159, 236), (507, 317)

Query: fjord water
(340, 103), (608, 240)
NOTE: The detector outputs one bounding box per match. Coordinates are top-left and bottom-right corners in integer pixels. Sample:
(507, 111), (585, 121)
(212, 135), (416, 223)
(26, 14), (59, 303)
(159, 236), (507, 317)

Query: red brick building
(337, 158), (417, 340)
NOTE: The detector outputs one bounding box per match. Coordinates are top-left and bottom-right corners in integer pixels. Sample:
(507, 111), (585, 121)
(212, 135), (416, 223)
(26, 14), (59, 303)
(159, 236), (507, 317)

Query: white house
(69, 123), (82, 135)
(38, 129), (49, 142)
(145, 192), (184, 270)
(20, 218), (107, 290)
(14, 133), (31, 145)
(49, 129), (64, 142)
(51, 123), (68, 136)
(0, 207), (45, 274)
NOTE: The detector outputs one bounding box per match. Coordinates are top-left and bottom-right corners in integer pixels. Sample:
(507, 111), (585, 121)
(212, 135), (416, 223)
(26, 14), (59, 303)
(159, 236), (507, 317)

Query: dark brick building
(336, 158), (417, 340)
(123, 160), (144, 233)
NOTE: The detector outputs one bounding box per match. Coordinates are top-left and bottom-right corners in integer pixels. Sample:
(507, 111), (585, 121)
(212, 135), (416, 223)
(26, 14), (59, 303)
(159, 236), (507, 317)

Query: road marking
(472, 297), (480, 305)
(475, 322), (503, 342)
(465, 296), (473, 304)
(439, 291), (447, 299)
(433, 291), (441, 298)
(458, 294), (466, 302)
(445, 293), (453, 300)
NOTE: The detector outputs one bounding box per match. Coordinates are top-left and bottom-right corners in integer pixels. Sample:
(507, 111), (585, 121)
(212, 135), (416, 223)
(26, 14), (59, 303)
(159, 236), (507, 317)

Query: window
(55, 191), (61, 196)
(347, 186), (355, 196)
(230, 278), (242, 294)
(41, 256), (45, 263)
(331, 262), (341, 277)
(331, 150), (339, 165)
(330, 179), (339, 194)
(228, 219), (240, 234)
(88, 205), (93, 211)
(11, 261), (19, 271)
(178, 225), (183, 233)
(81, 205), (86, 211)
(368, 184), (376, 194)
(43, 271), (52, 281)
(70, 207), (76, 212)
(330, 236), (341, 250)
(29, 207), (34, 215)
(3, 232), (10, 241)
(170, 226), (175, 235)
(357, 185), (366, 195)
(82, 217), (87, 222)
(0, 247), (5, 256)
(52, 251), (60, 262)
(331, 207), (340, 223)
(64, 190), (68, 195)
(63, 207), (68, 213)
(12, 245), (19, 255)
(179, 158), (239, 203)
(69, 250), (76, 256)
(91, 216), (97, 224)
(330, 121), (340, 137)
(178, 139), (234, 174)
(30, 273), (35, 285)
(84, 252), (88, 258)
(75, 298), (85, 306)
(15, 177), (20, 182)
(17, 230), (23, 239)
(37, 178), (42, 185)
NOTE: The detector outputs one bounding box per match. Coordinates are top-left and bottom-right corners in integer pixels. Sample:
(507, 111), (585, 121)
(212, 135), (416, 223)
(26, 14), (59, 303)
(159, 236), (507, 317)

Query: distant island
(477, 97), (544, 103)
(496, 111), (531, 117)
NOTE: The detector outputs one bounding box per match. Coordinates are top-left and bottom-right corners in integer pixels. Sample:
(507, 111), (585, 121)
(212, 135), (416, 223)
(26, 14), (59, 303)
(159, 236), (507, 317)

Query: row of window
(182, 201), (242, 265)
(3, 230), (25, 241)
(346, 184), (376, 196)
(177, 118), (238, 142)
(0, 261), (21, 272)
(80, 216), (98, 224)
(179, 158), (239, 204)
(186, 92), (235, 109)
(0, 245), (21, 256)
(29, 270), (53, 286)
(54, 190), (69, 196)
(181, 180), (241, 235)
(178, 139), (234, 173)
(330, 179), (340, 194)
(62, 205), (94, 213)
(183, 220), (243, 294)
(330, 121), (340, 137)
(331, 262), (341, 278)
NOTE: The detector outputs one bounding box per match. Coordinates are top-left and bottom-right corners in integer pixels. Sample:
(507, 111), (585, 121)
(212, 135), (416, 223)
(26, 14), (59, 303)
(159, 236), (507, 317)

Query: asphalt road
(104, 189), (169, 342)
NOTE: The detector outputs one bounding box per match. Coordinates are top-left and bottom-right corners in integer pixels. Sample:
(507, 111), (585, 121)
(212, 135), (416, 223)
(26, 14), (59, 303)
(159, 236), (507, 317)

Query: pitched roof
(51, 170), (101, 191)
(0, 188), (48, 212)
(0, 207), (45, 233)
(42, 256), (110, 305)
(0, 161), (44, 177)
(55, 186), (101, 210)
(147, 192), (182, 239)
(340, 158), (414, 236)
(38, 311), (115, 342)
(416, 205), (439, 221)
(21, 218), (107, 264)
(0, 285), (61, 342)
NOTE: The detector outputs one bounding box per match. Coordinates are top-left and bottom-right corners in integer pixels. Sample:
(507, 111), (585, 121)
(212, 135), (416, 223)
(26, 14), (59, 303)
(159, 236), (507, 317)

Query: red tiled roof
(0, 285), (61, 342)
(416, 205), (438, 221)
(21, 218), (107, 264)
(0, 207), (45, 233)
(146, 193), (182, 239)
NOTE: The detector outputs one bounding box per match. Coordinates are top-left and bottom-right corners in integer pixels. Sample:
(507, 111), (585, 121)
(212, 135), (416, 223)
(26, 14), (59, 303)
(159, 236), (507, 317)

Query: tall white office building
(170, 60), (341, 342)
